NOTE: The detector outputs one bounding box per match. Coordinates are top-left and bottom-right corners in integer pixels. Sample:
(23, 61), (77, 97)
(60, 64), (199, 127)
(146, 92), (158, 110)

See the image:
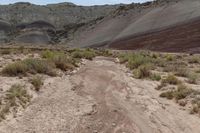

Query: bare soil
(0, 56), (200, 133)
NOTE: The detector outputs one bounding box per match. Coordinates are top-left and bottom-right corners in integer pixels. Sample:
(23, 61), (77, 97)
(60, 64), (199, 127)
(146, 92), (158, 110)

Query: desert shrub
(161, 74), (180, 85)
(160, 91), (174, 99)
(174, 68), (189, 77)
(150, 73), (161, 81)
(160, 84), (192, 100)
(187, 72), (198, 84)
(165, 54), (175, 61)
(30, 76), (43, 91)
(23, 59), (56, 76)
(50, 54), (77, 71)
(155, 82), (167, 90)
(0, 84), (31, 121)
(118, 53), (132, 64)
(133, 64), (151, 79)
(153, 58), (166, 67)
(2, 59), (56, 76)
(2, 62), (28, 76)
(71, 49), (96, 60)
(6, 84), (31, 105)
(96, 49), (113, 57)
(195, 69), (200, 73)
(127, 54), (152, 70)
(191, 102), (200, 114)
(188, 56), (199, 64)
(41, 50), (56, 59)
(1, 49), (11, 55)
(174, 84), (192, 100)
(19, 46), (25, 53)
(41, 50), (78, 71)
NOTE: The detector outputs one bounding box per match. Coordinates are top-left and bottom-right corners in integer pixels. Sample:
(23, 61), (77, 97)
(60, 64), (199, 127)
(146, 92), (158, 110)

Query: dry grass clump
(188, 56), (199, 64)
(160, 91), (174, 99)
(174, 67), (189, 77)
(41, 50), (78, 71)
(30, 76), (43, 91)
(95, 49), (113, 57)
(133, 64), (151, 79)
(161, 74), (180, 85)
(127, 54), (152, 70)
(1, 62), (28, 76)
(191, 99), (200, 115)
(41, 50), (56, 59)
(1, 49), (11, 55)
(2, 59), (56, 76)
(165, 54), (175, 61)
(150, 73), (161, 81)
(160, 84), (192, 100)
(0, 84), (31, 121)
(187, 72), (198, 84)
(50, 54), (77, 71)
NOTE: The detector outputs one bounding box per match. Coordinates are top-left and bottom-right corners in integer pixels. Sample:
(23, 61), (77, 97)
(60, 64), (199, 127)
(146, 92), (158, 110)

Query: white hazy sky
(0, 0), (152, 5)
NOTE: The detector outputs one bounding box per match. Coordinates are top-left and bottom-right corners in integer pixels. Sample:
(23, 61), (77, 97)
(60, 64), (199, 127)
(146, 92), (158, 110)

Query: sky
(0, 0), (151, 6)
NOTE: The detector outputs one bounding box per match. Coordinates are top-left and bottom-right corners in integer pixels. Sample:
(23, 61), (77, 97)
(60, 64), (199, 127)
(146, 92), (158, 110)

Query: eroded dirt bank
(1, 57), (200, 133)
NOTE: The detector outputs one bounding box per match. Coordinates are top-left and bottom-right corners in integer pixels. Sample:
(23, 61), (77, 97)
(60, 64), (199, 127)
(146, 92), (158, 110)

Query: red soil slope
(109, 17), (200, 53)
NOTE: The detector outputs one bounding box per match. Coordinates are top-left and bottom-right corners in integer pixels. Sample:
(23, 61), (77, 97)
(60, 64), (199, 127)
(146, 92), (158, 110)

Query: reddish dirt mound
(109, 18), (200, 53)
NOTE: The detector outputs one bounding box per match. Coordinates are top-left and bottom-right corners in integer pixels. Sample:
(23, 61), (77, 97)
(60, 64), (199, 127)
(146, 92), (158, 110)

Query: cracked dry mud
(1, 56), (200, 133)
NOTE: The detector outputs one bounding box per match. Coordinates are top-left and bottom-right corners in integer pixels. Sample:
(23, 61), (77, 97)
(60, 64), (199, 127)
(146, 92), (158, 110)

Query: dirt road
(1, 57), (200, 133)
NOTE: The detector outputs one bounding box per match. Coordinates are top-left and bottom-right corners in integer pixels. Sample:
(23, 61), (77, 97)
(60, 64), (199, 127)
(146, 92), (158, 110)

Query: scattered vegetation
(0, 84), (31, 121)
